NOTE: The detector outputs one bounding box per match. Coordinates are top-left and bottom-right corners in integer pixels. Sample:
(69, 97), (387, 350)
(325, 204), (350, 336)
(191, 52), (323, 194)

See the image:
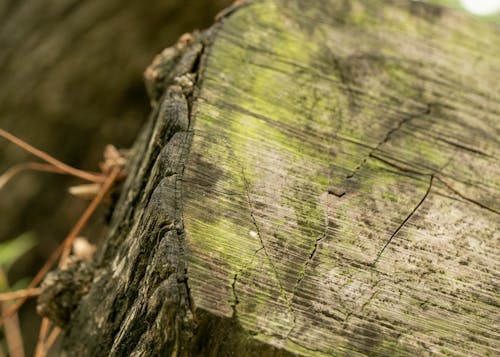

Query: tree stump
(52, 0), (499, 355)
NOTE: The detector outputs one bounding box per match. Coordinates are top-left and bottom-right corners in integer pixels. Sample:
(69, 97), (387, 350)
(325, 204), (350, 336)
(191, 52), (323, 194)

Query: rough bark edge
(55, 2), (292, 354)
(58, 26), (219, 356)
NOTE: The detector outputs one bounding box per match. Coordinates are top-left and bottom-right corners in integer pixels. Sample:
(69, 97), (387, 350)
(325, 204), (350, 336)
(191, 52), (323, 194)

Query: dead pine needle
(0, 288), (41, 302)
(0, 162), (66, 190)
(33, 318), (50, 357)
(44, 326), (61, 355)
(0, 128), (105, 183)
(0, 270), (25, 357)
(59, 166), (121, 267)
(30, 171), (120, 357)
(1, 302), (25, 357)
(34, 318), (61, 357)
(0, 245), (63, 326)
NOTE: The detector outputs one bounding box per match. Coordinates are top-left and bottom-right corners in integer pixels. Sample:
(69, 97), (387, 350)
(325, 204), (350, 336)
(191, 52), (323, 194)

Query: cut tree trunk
(49, 0), (499, 355)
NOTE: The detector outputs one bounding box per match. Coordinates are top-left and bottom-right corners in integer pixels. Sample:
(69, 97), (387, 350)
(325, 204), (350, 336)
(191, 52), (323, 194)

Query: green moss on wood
(183, 0), (500, 355)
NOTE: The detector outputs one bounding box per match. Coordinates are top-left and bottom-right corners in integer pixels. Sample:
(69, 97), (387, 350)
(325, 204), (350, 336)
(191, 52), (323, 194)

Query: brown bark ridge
(50, 0), (499, 355)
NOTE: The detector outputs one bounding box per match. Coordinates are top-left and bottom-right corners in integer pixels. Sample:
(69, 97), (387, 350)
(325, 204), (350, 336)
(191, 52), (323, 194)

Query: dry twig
(0, 163), (65, 190)
(0, 129), (104, 183)
(0, 288), (41, 302)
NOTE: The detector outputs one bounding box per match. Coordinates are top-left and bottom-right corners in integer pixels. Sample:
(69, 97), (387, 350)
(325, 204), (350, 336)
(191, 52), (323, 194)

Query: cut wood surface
(56, 0), (499, 355)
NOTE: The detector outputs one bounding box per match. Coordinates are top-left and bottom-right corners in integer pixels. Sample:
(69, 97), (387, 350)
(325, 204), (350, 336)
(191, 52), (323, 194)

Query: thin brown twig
(0, 167), (121, 325)
(44, 326), (61, 355)
(0, 288), (41, 302)
(0, 245), (63, 326)
(0, 128), (105, 183)
(0, 162), (66, 190)
(1, 302), (25, 357)
(34, 318), (50, 357)
(0, 270), (25, 357)
(59, 166), (121, 267)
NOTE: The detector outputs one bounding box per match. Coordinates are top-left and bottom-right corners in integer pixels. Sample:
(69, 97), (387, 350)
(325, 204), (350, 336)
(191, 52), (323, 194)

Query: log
(46, 0), (499, 355)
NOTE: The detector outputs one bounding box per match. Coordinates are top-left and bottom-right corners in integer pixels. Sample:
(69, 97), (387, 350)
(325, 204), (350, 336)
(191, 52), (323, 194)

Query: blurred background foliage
(0, 233), (36, 273)
(0, 0), (497, 355)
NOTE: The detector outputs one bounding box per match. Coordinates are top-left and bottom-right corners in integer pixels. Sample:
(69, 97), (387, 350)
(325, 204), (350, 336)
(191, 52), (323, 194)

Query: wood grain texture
(55, 0), (499, 355)
(183, 0), (499, 355)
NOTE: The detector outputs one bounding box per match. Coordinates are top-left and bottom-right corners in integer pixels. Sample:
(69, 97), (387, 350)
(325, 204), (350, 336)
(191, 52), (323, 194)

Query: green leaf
(0, 232), (37, 271)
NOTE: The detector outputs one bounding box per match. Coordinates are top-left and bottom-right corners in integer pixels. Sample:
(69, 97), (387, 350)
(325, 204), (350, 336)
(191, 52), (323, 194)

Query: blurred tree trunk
(40, 0), (499, 355)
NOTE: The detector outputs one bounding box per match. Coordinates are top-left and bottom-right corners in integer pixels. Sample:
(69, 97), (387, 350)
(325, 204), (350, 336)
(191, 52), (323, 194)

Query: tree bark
(49, 0), (499, 355)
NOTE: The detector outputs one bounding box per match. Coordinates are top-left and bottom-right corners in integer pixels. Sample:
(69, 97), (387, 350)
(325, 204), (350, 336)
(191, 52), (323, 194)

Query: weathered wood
(55, 0), (499, 355)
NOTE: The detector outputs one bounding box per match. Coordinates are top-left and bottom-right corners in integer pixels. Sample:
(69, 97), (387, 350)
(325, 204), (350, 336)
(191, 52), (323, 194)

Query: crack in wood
(178, 274), (195, 317)
(434, 176), (500, 215)
(290, 214), (328, 295)
(241, 170), (291, 305)
(367, 154), (498, 265)
(218, 136), (295, 317)
(371, 154), (499, 215)
(369, 153), (429, 176)
(341, 278), (387, 328)
(230, 272), (239, 315)
(436, 136), (494, 158)
(230, 247), (263, 317)
(284, 227), (326, 341)
(286, 188), (339, 340)
(346, 103), (432, 180)
(360, 290), (381, 314)
(373, 174), (434, 266)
